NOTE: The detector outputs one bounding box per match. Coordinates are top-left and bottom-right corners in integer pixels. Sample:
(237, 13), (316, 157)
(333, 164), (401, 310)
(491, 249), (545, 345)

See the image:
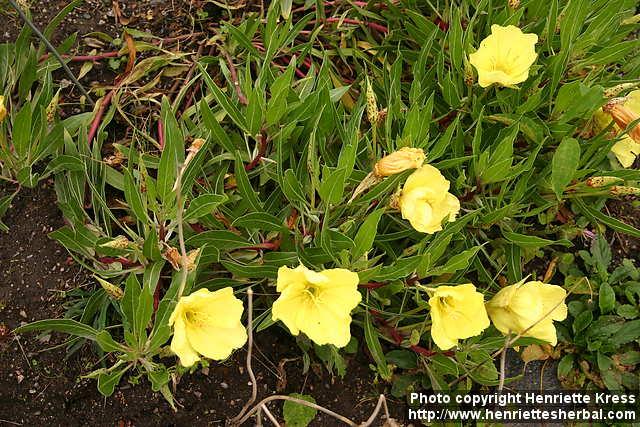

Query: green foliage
(557, 235), (640, 390)
(283, 394), (317, 427)
(7, 0), (640, 409)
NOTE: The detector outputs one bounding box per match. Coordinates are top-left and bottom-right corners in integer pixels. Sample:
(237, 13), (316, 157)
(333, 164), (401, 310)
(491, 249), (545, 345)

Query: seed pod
(610, 186), (640, 196)
(100, 235), (131, 249)
(603, 83), (639, 98)
(365, 77), (379, 125)
(374, 147), (425, 177)
(96, 277), (124, 300)
(585, 176), (621, 188)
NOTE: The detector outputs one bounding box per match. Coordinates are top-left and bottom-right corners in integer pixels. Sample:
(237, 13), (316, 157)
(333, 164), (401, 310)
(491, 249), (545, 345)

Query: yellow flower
(0, 96), (6, 123)
(593, 90), (640, 168)
(272, 264), (361, 348)
(398, 164), (460, 234)
(169, 287), (247, 367)
(374, 147), (426, 177)
(486, 281), (567, 346)
(428, 284), (490, 350)
(469, 25), (538, 88)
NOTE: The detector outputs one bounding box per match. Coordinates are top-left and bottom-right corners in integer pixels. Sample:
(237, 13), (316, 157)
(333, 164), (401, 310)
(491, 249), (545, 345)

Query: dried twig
(222, 49), (249, 105)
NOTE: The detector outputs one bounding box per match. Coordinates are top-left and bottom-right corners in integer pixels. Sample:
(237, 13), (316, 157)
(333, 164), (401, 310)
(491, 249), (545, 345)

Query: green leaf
(351, 209), (384, 262)
(598, 283), (615, 314)
(97, 365), (129, 397)
(15, 319), (99, 340)
(283, 394), (317, 427)
(503, 232), (571, 250)
(385, 349), (418, 369)
(96, 330), (125, 352)
(121, 273), (141, 334)
(232, 212), (285, 231)
(157, 98), (184, 204)
(124, 169), (148, 222)
(426, 246), (481, 277)
(184, 194), (227, 221)
(551, 138), (580, 199)
(234, 151), (263, 212)
(13, 102), (32, 158)
(364, 309), (391, 380)
(199, 63), (248, 132)
(318, 167), (346, 205)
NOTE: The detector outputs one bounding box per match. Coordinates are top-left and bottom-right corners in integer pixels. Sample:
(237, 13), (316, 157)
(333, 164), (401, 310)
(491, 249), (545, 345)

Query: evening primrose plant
(11, 0), (640, 415)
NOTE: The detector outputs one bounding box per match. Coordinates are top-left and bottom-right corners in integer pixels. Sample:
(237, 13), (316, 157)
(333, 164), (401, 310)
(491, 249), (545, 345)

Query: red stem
(312, 18), (389, 33)
(359, 282), (386, 289)
(157, 120), (165, 149)
(87, 89), (115, 145)
(245, 133), (269, 171)
(39, 51), (121, 63)
(96, 256), (139, 268)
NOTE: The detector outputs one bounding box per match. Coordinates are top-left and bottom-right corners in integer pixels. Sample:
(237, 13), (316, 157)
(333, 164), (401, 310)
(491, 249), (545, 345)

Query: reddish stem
(359, 282), (386, 289)
(189, 223), (206, 233)
(157, 119), (165, 149)
(87, 90), (115, 145)
(222, 50), (248, 106)
(39, 51), (121, 63)
(311, 18), (389, 33)
(245, 133), (269, 171)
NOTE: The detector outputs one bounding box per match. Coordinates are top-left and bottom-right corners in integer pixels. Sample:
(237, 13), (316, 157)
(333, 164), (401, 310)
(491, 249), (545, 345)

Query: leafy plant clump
(5, 0), (640, 421)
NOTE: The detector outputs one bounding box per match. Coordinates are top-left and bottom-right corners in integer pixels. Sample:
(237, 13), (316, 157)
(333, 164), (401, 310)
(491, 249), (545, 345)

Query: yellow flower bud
(603, 83), (639, 98)
(0, 96), (7, 123)
(468, 25), (538, 88)
(169, 287), (247, 367)
(272, 264), (361, 348)
(508, 0), (520, 9)
(373, 147), (425, 177)
(428, 284), (490, 350)
(486, 281), (567, 346)
(603, 98), (640, 144)
(398, 165), (460, 234)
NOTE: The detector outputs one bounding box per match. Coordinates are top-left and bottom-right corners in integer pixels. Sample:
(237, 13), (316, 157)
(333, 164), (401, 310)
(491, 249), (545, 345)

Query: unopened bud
(100, 235), (131, 249)
(508, 0), (520, 9)
(603, 83), (639, 98)
(96, 277), (124, 300)
(46, 91), (60, 124)
(464, 57), (474, 87)
(0, 96), (6, 123)
(622, 14), (640, 25)
(585, 176), (621, 188)
(603, 98), (640, 143)
(374, 147), (425, 177)
(611, 186), (640, 196)
(365, 77), (379, 125)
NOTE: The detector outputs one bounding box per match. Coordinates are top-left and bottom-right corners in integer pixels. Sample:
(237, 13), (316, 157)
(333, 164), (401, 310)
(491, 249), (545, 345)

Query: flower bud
(374, 147), (425, 177)
(46, 91), (60, 125)
(96, 277), (124, 300)
(365, 77), (379, 125)
(603, 98), (640, 143)
(100, 235), (131, 249)
(603, 83), (639, 98)
(508, 0), (520, 9)
(610, 186), (640, 196)
(163, 246), (200, 271)
(0, 96), (6, 123)
(585, 176), (621, 188)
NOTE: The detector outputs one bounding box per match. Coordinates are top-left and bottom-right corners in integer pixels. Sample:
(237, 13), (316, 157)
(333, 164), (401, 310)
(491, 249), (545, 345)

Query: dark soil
(606, 198), (640, 265)
(0, 184), (402, 426)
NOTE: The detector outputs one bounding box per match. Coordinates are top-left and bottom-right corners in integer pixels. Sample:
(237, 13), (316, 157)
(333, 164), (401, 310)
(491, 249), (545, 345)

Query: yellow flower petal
(611, 138), (639, 168)
(469, 25), (538, 88)
(0, 96), (6, 123)
(170, 317), (201, 367)
(486, 281), (567, 346)
(428, 284), (490, 350)
(398, 165), (460, 234)
(272, 264), (361, 347)
(169, 287), (247, 367)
